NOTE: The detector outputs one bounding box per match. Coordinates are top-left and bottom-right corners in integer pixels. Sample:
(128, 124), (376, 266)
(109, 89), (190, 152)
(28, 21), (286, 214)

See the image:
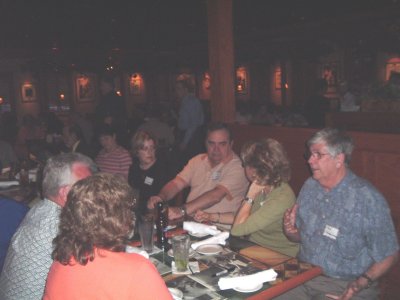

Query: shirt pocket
(335, 228), (365, 260)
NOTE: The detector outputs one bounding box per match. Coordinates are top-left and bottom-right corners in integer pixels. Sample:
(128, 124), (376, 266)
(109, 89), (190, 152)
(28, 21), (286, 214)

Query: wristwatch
(360, 273), (373, 288)
(244, 197), (254, 205)
(180, 205), (187, 217)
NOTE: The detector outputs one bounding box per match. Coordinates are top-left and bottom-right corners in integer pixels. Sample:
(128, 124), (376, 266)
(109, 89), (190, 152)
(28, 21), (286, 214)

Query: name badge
(323, 225), (339, 240)
(144, 176), (154, 186)
(211, 170), (221, 181)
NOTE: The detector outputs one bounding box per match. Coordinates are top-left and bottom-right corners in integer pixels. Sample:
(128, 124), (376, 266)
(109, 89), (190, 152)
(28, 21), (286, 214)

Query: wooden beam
(207, 0), (235, 123)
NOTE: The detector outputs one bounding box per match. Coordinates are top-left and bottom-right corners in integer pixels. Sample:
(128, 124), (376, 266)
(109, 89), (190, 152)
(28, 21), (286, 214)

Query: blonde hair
(241, 138), (291, 186)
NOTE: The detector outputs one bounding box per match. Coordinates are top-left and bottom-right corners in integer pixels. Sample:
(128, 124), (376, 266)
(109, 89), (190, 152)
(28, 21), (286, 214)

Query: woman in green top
(194, 138), (299, 257)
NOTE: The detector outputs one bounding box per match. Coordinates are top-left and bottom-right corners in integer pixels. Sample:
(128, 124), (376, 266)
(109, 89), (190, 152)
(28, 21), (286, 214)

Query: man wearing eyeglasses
(280, 128), (399, 300)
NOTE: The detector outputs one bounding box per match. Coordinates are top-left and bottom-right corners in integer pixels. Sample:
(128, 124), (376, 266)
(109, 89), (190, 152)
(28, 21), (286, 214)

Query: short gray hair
(42, 153), (98, 199)
(307, 128), (354, 165)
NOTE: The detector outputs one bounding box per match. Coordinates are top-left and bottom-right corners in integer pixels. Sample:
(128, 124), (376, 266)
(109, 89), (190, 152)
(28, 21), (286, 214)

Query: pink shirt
(44, 249), (172, 300)
(95, 146), (132, 179)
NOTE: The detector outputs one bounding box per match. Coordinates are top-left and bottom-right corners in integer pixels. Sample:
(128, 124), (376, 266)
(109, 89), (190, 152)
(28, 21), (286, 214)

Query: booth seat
(231, 124), (400, 300)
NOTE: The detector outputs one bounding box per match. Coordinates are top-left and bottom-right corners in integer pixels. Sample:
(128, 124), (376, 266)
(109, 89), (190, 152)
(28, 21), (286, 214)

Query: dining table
(129, 224), (322, 300)
(0, 168), (39, 205)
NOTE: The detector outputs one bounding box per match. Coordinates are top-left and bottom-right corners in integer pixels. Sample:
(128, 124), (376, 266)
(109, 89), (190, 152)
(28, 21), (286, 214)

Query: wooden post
(207, 0), (235, 123)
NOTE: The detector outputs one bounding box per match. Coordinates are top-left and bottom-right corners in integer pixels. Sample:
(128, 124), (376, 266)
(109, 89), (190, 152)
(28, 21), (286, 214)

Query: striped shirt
(95, 146), (132, 179)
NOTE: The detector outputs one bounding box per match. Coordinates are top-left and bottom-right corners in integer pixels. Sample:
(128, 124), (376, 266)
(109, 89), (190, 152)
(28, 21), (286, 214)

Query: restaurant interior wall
(2, 46), (400, 128)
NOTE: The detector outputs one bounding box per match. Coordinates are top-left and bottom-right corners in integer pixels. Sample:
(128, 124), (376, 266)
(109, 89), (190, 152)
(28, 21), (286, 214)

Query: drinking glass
(138, 215), (155, 253)
(171, 234), (191, 272)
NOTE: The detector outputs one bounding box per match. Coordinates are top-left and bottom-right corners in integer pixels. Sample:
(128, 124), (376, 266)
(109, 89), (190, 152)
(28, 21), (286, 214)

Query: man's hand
(326, 277), (367, 300)
(194, 210), (211, 222)
(283, 204), (300, 242)
(168, 206), (184, 220)
(147, 195), (163, 209)
(340, 278), (365, 300)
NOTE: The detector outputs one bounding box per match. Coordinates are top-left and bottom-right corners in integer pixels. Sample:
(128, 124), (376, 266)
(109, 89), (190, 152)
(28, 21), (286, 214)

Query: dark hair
(176, 77), (195, 93)
(68, 124), (85, 141)
(241, 138), (291, 186)
(52, 173), (135, 265)
(96, 124), (117, 138)
(206, 122), (233, 142)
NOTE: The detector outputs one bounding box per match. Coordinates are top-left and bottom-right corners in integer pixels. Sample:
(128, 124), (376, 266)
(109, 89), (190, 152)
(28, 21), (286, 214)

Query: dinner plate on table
(233, 283), (263, 293)
(195, 244), (223, 255)
(188, 231), (209, 238)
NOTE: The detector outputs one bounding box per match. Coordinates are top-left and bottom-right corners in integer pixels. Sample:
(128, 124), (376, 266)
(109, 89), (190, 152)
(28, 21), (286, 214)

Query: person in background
(128, 131), (171, 216)
(304, 78), (330, 128)
(195, 138), (299, 257)
(148, 122), (248, 222)
(62, 124), (93, 158)
(0, 139), (17, 170)
(0, 153), (97, 300)
(175, 76), (205, 167)
(137, 106), (175, 151)
(95, 124), (132, 180)
(14, 114), (46, 159)
(69, 112), (94, 147)
(339, 81), (360, 112)
(43, 173), (172, 300)
(279, 128), (399, 300)
(94, 74), (127, 148)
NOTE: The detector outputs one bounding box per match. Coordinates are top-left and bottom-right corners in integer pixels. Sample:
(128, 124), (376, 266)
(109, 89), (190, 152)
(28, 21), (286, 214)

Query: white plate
(189, 231), (209, 238)
(195, 244), (223, 255)
(233, 283), (263, 293)
(168, 287), (183, 300)
(167, 248), (195, 258)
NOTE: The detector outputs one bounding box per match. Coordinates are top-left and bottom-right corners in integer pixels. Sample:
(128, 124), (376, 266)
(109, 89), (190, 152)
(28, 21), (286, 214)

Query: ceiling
(1, 0), (399, 70)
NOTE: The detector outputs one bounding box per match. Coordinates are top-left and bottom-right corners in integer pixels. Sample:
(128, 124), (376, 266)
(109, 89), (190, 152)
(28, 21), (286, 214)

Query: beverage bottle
(155, 202), (169, 250)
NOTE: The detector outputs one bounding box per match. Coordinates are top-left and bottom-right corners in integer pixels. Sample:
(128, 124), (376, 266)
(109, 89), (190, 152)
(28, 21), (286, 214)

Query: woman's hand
(194, 210), (211, 222)
(247, 181), (266, 199)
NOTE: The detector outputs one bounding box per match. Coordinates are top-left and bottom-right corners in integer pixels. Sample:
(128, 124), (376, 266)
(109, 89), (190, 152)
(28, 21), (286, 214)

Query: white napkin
(125, 245), (149, 259)
(191, 231), (230, 250)
(183, 221), (221, 236)
(218, 268), (278, 290)
(0, 180), (19, 188)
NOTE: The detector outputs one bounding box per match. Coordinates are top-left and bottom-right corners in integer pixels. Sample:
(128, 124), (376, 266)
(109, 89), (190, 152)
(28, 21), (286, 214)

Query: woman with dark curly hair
(194, 138), (298, 256)
(43, 173), (172, 300)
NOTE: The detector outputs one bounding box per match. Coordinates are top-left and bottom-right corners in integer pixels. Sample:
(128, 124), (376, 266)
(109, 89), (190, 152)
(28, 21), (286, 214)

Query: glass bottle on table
(155, 202), (169, 250)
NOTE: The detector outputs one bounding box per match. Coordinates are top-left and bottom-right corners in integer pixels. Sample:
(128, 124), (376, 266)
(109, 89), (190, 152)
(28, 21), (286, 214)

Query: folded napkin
(183, 221), (221, 236)
(191, 231), (230, 250)
(218, 268), (278, 290)
(125, 245), (149, 259)
(0, 180), (19, 189)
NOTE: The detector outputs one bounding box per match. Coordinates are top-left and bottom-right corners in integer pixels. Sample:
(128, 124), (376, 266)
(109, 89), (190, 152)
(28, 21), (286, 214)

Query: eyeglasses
(304, 151), (331, 160)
